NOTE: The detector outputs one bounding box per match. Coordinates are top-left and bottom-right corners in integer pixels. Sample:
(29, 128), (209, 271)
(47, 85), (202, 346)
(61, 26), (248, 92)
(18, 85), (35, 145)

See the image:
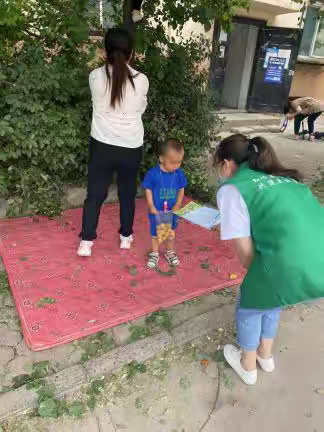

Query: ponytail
(214, 134), (303, 182)
(104, 28), (135, 108)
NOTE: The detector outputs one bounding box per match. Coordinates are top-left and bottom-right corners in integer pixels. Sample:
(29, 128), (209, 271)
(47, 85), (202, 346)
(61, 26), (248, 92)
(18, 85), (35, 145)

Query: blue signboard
(264, 57), (285, 84)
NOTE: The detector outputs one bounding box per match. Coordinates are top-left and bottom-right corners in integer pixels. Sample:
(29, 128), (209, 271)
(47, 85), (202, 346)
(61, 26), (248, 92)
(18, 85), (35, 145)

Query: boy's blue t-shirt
(142, 165), (187, 211)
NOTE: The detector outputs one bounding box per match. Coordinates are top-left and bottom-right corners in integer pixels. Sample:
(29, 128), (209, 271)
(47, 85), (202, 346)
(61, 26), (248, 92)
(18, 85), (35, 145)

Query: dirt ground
(3, 300), (324, 432)
(1, 128), (324, 431)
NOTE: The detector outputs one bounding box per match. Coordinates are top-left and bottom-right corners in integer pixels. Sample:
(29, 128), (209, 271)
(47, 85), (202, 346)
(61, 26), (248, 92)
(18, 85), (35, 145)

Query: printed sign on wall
(264, 57), (286, 83)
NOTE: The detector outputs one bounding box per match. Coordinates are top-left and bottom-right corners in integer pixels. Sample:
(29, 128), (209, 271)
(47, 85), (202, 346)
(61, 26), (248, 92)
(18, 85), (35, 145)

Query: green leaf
(37, 384), (56, 402)
(68, 401), (86, 418)
(38, 398), (59, 418)
(125, 361), (147, 379)
(32, 360), (50, 377)
(11, 374), (32, 389)
(127, 265), (137, 276)
(26, 378), (46, 390)
(87, 396), (96, 411)
(36, 297), (56, 308)
(128, 325), (152, 343)
(157, 71), (164, 80)
(145, 310), (172, 332)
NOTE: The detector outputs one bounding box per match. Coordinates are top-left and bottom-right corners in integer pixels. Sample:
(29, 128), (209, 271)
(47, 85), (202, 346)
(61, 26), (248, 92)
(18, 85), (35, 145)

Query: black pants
(132, 0), (143, 9)
(80, 137), (142, 241)
(294, 112), (322, 135)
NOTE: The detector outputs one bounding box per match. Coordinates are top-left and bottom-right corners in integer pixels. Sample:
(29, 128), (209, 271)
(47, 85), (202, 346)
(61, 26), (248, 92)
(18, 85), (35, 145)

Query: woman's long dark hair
(214, 134), (303, 182)
(104, 28), (135, 108)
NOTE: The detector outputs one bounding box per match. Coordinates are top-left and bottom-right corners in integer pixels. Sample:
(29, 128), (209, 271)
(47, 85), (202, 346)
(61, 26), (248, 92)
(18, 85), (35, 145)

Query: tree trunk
(209, 19), (224, 108)
(123, 0), (135, 35)
(122, 0), (136, 64)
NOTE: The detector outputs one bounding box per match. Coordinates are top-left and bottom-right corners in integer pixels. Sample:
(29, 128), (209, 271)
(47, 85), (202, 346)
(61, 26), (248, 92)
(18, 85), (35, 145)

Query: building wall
(234, 7), (301, 27)
(272, 12), (301, 28)
(179, 4), (301, 44)
(290, 63), (324, 99)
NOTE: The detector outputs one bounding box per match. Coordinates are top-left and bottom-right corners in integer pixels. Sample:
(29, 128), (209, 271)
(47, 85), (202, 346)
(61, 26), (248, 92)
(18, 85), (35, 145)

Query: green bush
(0, 0), (94, 182)
(0, 0), (247, 215)
(6, 167), (63, 218)
(136, 36), (218, 179)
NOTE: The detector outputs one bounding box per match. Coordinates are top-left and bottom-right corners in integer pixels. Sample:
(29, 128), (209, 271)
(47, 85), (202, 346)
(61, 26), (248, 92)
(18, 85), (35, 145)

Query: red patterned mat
(0, 199), (244, 351)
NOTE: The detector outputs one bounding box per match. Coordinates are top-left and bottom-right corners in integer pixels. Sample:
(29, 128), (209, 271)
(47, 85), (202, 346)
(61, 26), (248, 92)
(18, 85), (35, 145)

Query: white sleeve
(139, 74), (149, 115)
(89, 69), (101, 103)
(216, 185), (251, 240)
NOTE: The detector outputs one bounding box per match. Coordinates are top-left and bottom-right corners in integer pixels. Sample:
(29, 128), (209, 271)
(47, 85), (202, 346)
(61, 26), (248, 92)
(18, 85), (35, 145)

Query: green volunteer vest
(223, 163), (324, 309)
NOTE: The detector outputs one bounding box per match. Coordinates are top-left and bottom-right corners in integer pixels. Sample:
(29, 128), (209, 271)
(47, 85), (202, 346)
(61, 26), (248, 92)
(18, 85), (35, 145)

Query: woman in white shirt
(78, 28), (149, 257)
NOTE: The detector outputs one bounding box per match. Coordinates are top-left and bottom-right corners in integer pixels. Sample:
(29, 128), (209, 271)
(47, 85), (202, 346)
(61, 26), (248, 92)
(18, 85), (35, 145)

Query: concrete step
(230, 124), (281, 134)
(212, 111), (280, 132)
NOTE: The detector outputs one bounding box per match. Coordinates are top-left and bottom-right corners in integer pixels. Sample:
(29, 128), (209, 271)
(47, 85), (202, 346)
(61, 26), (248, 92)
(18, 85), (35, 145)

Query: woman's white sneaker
(77, 240), (93, 257)
(256, 354), (275, 373)
(224, 344), (257, 386)
(120, 234), (133, 249)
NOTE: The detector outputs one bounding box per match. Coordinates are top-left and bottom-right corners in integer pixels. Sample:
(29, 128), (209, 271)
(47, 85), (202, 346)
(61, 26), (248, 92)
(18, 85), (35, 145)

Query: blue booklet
(174, 201), (220, 230)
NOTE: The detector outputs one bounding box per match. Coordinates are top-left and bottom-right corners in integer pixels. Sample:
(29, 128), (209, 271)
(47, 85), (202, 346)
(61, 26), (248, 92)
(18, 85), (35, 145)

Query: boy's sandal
(147, 252), (159, 269)
(165, 249), (180, 267)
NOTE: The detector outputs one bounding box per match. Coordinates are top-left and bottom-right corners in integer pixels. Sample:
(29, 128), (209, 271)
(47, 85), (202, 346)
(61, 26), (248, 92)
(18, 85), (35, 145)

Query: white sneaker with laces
(147, 252), (159, 269)
(256, 354), (275, 373)
(132, 9), (143, 23)
(120, 234), (133, 249)
(224, 344), (257, 386)
(77, 240), (93, 257)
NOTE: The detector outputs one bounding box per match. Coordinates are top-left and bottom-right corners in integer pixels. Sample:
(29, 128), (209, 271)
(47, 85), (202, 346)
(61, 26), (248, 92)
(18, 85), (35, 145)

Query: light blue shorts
(236, 297), (281, 351)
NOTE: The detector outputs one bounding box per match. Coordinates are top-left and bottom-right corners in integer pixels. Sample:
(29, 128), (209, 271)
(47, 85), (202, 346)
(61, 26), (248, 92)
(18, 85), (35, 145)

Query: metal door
(247, 27), (302, 113)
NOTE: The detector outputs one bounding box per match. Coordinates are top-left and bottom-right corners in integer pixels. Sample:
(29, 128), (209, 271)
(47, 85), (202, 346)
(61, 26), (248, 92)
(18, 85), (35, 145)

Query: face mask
(215, 165), (227, 185)
(218, 176), (227, 185)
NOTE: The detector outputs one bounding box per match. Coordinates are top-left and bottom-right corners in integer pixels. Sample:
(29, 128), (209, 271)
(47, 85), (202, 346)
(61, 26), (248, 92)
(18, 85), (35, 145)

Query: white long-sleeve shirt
(89, 65), (149, 148)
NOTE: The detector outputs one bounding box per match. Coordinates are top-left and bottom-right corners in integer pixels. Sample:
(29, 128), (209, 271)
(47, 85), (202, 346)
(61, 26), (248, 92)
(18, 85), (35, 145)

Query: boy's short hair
(159, 138), (184, 156)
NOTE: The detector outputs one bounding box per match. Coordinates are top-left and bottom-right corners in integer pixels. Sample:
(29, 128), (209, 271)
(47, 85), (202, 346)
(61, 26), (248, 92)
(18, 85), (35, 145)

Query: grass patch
(128, 325), (152, 343)
(124, 361), (147, 380)
(213, 288), (233, 298)
(0, 271), (10, 297)
(11, 361), (51, 390)
(155, 267), (177, 276)
(80, 332), (115, 363)
(36, 297), (56, 308)
(145, 310), (172, 332)
(85, 377), (105, 411)
(149, 358), (170, 380)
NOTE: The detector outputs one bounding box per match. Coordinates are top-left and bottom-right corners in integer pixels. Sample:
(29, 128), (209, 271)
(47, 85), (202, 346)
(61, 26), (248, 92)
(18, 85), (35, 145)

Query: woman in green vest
(214, 134), (324, 386)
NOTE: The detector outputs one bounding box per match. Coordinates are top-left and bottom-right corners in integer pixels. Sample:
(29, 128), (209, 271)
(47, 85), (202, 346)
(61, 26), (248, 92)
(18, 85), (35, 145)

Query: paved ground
(1, 127), (324, 430)
(209, 126), (324, 186)
(3, 300), (324, 432)
(0, 265), (235, 393)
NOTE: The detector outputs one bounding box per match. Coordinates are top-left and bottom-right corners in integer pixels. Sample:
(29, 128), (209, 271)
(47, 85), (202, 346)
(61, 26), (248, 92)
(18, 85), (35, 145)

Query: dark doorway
(247, 27), (302, 113)
(219, 18), (265, 110)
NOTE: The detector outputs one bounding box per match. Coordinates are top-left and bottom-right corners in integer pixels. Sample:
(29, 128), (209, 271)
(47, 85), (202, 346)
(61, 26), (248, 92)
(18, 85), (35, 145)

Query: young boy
(142, 139), (187, 268)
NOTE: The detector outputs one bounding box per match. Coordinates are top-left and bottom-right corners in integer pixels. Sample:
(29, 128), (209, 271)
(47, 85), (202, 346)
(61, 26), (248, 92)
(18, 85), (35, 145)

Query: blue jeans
(236, 297), (281, 351)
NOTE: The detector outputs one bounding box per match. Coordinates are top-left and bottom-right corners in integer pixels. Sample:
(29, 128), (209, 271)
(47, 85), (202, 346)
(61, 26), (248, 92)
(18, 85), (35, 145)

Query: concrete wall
(178, 4), (302, 45)
(234, 7), (301, 28)
(272, 12), (301, 28)
(290, 63), (324, 99)
(222, 24), (259, 109)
